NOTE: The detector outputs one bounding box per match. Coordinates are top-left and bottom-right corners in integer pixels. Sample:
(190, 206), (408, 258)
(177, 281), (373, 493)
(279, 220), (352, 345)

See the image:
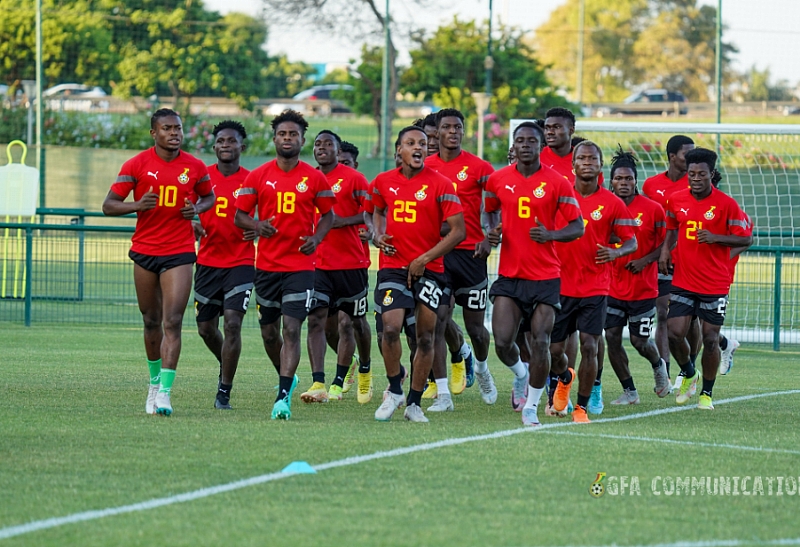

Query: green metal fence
(1, 211), (798, 350)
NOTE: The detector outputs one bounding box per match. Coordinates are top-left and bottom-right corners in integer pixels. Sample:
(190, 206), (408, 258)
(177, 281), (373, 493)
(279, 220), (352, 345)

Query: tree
(534, 0), (737, 102)
(735, 66), (794, 102)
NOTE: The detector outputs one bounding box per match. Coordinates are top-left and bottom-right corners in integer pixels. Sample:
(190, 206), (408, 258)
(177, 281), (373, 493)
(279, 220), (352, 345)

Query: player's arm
(360, 211), (375, 243)
(372, 207), (395, 256)
(408, 213), (465, 282)
(597, 235), (637, 264)
(299, 209), (334, 255)
(626, 215), (666, 273)
(696, 230), (752, 247)
(332, 212), (367, 229)
(659, 229), (678, 275)
(181, 189), (215, 220)
(530, 216), (584, 244)
(235, 208), (276, 238)
(474, 210), (499, 259)
(102, 187), (157, 216)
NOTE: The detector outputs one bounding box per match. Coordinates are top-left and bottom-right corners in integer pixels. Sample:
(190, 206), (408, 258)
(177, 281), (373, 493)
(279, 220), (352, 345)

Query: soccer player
(642, 135), (699, 383)
(425, 108), (497, 410)
(371, 126), (465, 423)
(192, 120), (254, 410)
(541, 107), (577, 182)
(234, 110), (336, 421)
(484, 121), (584, 426)
(414, 113), (440, 157)
(604, 147), (671, 405)
(303, 130), (373, 404)
(549, 140), (638, 423)
(102, 108), (214, 416)
(659, 148), (752, 410)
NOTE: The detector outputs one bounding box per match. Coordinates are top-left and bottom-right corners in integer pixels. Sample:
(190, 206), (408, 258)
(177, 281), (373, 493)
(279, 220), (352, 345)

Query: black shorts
(312, 268), (369, 317)
(444, 249), (489, 311)
(374, 306), (416, 338)
(657, 276), (674, 298)
(668, 289), (728, 327)
(551, 295), (608, 343)
(605, 297), (657, 338)
(129, 250), (195, 274)
(253, 270), (315, 325)
(489, 276), (561, 322)
(376, 268), (448, 313)
(194, 264), (254, 322)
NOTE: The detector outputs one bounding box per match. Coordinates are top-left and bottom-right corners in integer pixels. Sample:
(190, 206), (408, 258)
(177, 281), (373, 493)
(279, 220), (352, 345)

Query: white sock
(524, 386), (544, 410)
(475, 359), (488, 374)
(435, 378), (450, 396)
(459, 342), (471, 359)
(509, 359), (528, 379)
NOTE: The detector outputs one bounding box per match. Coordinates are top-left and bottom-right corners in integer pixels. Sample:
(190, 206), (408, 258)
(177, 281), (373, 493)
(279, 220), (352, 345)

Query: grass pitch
(1, 324), (799, 547)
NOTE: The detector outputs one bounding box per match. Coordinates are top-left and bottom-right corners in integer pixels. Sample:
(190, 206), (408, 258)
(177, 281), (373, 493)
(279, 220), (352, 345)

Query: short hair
(512, 121), (544, 142)
(151, 108), (180, 129)
(340, 140), (359, 161)
(435, 108), (465, 127)
(270, 109), (309, 135)
(610, 144), (639, 181)
(212, 120), (247, 140)
(573, 139), (603, 163)
(397, 125), (426, 144)
(545, 107), (576, 128)
(711, 169), (722, 188)
(666, 135), (694, 157)
(421, 113), (438, 129)
(685, 147), (717, 171)
(315, 129), (342, 145)
(571, 136), (586, 147)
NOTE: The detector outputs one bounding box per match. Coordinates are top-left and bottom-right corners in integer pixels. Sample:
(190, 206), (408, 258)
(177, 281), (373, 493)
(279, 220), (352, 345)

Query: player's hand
(299, 235), (320, 255)
(658, 250), (672, 275)
(242, 229), (257, 241)
(696, 229), (716, 244)
(529, 217), (552, 243)
(137, 186), (158, 212)
(192, 221), (206, 240)
(474, 238), (492, 259)
(358, 226), (373, 244)
(257, 216), (277, 238)
(487, 223), (502, 247)
(407, 257), (427, 286)
(625, 257), (648, 274)
(180, 197), (197, 220)
(374, 234), (396, 256)
(596, 244), (619, 264)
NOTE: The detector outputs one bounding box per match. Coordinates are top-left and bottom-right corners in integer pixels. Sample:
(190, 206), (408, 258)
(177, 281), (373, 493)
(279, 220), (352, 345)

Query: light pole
(475, 0), (494, 160)
(576, 0), (585, 106)
(379, 0), (391, 171)
(22, 80), (36, 147)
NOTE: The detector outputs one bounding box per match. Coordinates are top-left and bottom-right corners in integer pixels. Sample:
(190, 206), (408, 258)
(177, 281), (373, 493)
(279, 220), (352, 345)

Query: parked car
(42, 83), (109, 112)
(599, 89), (688, 116)
(292, 84), (353, 101)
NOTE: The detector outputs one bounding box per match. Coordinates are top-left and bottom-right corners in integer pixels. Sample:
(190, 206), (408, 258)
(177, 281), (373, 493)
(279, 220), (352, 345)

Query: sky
(204, 0), (799, 86)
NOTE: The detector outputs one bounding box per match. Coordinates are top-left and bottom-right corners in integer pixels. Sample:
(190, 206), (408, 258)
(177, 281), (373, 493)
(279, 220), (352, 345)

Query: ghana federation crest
(383, 290), (393, 306)
(178, 167), (190, 184)
(533, 181), (547, 198)
(233, 186), (242, 198)
(456, 166), (469, 181)
(414, 184), (428, 201)
(704, 206), (717, 220)
(332, 179), (343, 193)
(296, 176), (309, 192)
(634, 212), (643, 226)
(591, 205), (604, 221)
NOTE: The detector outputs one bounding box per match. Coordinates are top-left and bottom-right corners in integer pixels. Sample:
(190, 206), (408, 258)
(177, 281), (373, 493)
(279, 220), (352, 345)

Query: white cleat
(375, 391), (404, 421)
(155, 391), (172, 416)
(146, 384), (159, 415)
(404, 403), (429, 423)
(719, 339), (740, 375)
(611, 389), (640, 405)
(475, 369), (498, 405)
(427, 393), (454, 412)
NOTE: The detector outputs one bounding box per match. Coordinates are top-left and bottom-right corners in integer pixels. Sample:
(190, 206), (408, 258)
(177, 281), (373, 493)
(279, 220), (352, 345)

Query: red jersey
(316, 163), (370, 271)
(728, 212), (752, 284)
(484, 164), (581, 281)
(110, 148), (211, 256)
(665, 187), (749, 295)
(235, 160), (336, 272)
(610, 194), (666, 301)
(557, 186), (637, 298)
(642, 172), (688, 211)
(371, 166), (462, 274)
(540, 146), (604, 185)
(426, 150), (494, 251)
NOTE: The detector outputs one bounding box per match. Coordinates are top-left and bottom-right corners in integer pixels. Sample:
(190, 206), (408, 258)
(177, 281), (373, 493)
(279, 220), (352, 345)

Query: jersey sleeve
(652, 201), (667, 244)
(483, 174), (500, 213)
(235, 169), (259, 212)
(726, 201), (749, 237)
(312, 171), (336, 215)
(478, 159), (495, 186)
(555, 178), (581, 223)
(611, 198), (637, 242)
(371, 178), (386, 211)
(665, 199), (679, 230)
(110, 156), (139, 198)
(193, 163), (212, 196)
(437, 177), (463, 219)
(352, 172), (369, 212)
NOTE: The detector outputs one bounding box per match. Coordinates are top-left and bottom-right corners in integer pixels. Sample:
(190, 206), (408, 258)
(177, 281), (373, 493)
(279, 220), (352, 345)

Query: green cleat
(271, 397), (292, 420)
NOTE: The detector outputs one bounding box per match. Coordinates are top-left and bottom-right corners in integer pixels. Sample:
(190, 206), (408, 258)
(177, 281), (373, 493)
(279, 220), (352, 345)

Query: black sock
(427, 370), (435, 383)
(719, 335), (728, 351)
(388, 371), (404, 395)
(332, 365), (350, 388)
(407, 388), (423, 407)
(665, 360), (671, 377)
(358, 358), (371, 373)
(679, 361), (696, 378)
(276, 375), (294, 402)
(450, 350), (461, 363)
(312, 372), (325, 385)
(701, 377), (715, 397)
(217, 383), (232, 402)
(650, 356), (662, 369)
(577, 394), (590, 409)
(594, 367), (603, 386)
(557, 369), (572, 384)
(547, 374), (558, 404)
(689, 353), (698, 366)
(621, 377), (636, 391)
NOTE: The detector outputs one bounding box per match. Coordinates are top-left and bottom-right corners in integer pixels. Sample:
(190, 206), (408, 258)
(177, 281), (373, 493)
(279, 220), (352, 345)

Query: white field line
(569, 539), (800, 547)
(541, 430), (800, 456)
(1, 389), (798, 542)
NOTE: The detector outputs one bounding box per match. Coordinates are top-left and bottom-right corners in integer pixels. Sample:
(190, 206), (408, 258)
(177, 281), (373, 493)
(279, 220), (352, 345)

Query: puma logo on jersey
(657, 189), (666, 196)
(505, 185), (516, 193)
(147, 171), (159, 180)
(389, 187), (399, 195)
(680, 207), (690, 215)
(265, 180), (278, 189)
(704, 206), (717, 220)
(533, 181), (547, 198)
